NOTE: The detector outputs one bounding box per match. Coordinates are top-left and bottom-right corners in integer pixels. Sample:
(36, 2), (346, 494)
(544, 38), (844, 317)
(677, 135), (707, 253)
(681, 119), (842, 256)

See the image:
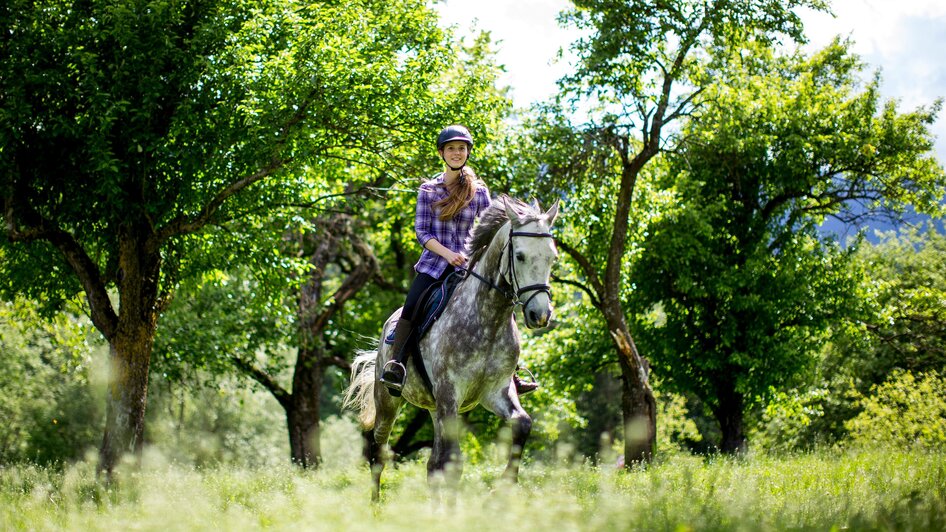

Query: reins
(457, 229), (554, 308)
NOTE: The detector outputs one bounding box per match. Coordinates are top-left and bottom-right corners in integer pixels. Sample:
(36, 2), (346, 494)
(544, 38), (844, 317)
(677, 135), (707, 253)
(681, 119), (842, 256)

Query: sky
(434, 0), (946, 163)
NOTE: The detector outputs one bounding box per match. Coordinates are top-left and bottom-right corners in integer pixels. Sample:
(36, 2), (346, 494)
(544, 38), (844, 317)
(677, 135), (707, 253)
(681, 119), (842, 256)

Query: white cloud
(800, 1), (946, 162)
(435, 0), (945, 163)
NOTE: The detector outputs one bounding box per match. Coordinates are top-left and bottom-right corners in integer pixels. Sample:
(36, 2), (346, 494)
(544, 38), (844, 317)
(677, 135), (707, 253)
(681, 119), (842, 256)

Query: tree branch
(230, 355), (291, 409)
(555, 238), (605, 300)
(4, 196), (118, 338)
(156, 157), (289, 242)
(552, 274), (602, 309)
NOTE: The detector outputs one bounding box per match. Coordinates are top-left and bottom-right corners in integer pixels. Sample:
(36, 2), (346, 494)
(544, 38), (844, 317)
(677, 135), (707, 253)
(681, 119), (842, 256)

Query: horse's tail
(342, 349), (378, 430)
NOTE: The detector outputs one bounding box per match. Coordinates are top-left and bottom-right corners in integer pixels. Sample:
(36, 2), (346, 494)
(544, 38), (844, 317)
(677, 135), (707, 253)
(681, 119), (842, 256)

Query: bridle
(459, 228), (555, 308)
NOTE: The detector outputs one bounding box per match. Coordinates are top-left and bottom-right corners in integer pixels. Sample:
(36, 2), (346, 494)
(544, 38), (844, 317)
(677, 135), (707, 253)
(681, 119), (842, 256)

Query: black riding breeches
(403, 266), (454, 321)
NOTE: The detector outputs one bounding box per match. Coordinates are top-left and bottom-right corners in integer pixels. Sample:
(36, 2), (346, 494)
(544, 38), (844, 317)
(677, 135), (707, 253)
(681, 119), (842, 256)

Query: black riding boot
(513, 366), (539, 396)
(380, 318), (412, 397)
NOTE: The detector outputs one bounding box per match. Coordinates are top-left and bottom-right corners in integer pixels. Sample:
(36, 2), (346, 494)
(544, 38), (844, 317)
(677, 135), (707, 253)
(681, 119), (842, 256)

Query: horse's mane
(466, 195), (543, 267)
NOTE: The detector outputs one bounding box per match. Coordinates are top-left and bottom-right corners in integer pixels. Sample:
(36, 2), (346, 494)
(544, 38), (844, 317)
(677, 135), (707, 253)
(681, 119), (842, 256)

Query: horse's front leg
(428, 385), (462, 490)
(484, 382), (532, 482)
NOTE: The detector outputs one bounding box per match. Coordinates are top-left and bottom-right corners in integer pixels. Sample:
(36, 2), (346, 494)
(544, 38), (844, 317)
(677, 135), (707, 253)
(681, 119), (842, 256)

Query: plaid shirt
(414, 173), (491, 277)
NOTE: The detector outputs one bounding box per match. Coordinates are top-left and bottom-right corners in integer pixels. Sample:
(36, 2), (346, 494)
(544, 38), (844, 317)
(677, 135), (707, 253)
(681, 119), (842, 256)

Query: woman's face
(440, 141), (469, 168)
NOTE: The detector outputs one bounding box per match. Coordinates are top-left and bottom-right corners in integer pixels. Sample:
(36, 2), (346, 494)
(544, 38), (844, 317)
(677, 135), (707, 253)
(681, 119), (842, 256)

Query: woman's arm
(424, 238), (467, 267)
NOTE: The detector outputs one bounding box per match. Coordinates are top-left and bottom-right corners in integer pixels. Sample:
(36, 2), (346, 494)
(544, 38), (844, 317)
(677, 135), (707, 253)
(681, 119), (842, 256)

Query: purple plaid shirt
(414, 173), (491, 277)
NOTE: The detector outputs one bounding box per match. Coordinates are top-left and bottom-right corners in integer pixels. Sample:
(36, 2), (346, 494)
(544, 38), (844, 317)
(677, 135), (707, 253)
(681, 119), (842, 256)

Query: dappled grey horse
(344, 196), (559, 498)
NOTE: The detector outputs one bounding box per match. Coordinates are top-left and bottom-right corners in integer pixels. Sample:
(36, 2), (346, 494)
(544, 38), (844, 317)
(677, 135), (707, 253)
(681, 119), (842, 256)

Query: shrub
(846, 370), (946, 449)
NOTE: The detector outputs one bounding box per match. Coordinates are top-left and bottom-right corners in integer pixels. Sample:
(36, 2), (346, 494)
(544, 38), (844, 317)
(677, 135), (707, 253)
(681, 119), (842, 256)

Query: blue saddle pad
(414, 270), (463, 340)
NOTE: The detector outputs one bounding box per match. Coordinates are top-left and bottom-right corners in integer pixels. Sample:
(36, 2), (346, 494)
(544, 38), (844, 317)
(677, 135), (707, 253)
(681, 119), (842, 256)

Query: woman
(380, 125), (538, 397)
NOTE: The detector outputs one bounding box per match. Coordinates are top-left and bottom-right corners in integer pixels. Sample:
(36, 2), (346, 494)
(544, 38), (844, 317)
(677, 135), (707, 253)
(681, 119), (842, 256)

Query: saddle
(384, 269), (465, 394)
(411, 269), (465, 341)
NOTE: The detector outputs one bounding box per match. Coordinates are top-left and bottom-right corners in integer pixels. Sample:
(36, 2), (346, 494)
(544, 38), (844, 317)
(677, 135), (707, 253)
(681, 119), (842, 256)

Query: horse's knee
(512, 412), (532, 439)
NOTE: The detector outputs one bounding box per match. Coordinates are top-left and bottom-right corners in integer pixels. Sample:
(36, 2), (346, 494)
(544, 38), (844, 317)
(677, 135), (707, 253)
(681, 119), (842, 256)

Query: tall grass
(1, 447), (943, 531)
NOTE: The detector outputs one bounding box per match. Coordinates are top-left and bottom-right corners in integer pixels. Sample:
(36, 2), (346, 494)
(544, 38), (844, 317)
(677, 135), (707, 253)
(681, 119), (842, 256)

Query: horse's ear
(503, 196), (521, 226)
(544, 198), (561, 226)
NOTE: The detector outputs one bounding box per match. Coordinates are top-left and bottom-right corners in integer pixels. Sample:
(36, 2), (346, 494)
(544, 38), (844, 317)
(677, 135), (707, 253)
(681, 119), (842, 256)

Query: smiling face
(439, 140), (470, 169)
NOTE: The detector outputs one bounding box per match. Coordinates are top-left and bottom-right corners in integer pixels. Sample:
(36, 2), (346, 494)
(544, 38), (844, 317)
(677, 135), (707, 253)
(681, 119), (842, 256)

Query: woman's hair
(434, 168), (480, 221)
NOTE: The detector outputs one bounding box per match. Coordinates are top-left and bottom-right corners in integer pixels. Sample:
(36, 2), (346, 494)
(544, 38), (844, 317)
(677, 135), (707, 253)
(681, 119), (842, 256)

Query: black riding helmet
(436, 125), (474, 150)
(436, 125), (473, 172)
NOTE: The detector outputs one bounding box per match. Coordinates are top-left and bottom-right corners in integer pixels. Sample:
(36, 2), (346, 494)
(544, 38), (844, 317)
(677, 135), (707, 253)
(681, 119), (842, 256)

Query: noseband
(459, 229), (554, 308)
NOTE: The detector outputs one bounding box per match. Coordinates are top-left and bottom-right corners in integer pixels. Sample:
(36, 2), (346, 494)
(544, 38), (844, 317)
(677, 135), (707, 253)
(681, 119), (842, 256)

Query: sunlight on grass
(1, 448), (943, 530)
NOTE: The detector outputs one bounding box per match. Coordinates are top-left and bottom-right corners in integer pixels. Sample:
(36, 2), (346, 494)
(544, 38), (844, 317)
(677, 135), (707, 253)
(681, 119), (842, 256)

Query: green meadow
(2, 447), (943, 531)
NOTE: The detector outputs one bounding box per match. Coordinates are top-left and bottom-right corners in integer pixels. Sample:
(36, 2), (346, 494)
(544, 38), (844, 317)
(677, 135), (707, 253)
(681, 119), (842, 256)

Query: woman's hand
(424, 238), (467, 268)
(447, 250), (468, 268)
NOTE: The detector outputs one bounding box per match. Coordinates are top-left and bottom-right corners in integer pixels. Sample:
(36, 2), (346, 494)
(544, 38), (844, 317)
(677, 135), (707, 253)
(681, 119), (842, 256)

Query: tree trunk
(714, 381), (747, 454)
(98, 227), (161, 476)
(287, 347), (323, 468)
(99, 330), (154, 476)
(609, 319), (657, 465)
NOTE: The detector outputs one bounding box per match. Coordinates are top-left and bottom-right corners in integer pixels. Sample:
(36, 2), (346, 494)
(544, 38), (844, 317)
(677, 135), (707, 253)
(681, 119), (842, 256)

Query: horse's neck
(459, 224), (513, 325)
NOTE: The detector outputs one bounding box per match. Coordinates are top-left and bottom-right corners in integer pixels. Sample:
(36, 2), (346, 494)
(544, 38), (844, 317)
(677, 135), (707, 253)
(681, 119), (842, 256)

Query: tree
(155, 210), (381, 467)
(849, 227), (946, 379)
(151, 26), (510, 467)
(530, 0), (825, 464)
(1, 0), (467, 474)
(630, 39), (945, 452)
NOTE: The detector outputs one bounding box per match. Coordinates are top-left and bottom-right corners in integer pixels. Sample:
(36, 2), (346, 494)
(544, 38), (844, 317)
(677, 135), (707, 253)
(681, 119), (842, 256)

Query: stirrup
(380, 360), (407, 393)
(515, 366), (539, 395)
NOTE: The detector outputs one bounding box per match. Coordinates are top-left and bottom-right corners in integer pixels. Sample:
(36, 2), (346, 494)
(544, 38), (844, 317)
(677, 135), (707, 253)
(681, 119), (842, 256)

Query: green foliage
(630, 37), (943, 447)
(143, 377), (288, 467)
(1, 449), (944, 529)
(850, 227), (946, 377)
(562, 0), (825, 103)
(846, 370), (946, 450)
(754, 226), (946, 452)
(153, 267), (297, 385)
(0, 299), (104, 465)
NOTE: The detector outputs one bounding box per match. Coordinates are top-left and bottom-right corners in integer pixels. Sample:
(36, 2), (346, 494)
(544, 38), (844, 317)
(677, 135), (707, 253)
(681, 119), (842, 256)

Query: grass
(1, 447), (944, 531)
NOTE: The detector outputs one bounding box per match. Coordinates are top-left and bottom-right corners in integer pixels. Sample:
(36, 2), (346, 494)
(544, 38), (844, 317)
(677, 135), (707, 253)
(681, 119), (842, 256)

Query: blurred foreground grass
(1, 447), (944, 531)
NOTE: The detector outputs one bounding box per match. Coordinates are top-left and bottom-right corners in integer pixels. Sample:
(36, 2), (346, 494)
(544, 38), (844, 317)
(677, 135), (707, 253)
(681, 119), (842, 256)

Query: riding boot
(513, 366), (539, 396)
(380, 318), (412, 397)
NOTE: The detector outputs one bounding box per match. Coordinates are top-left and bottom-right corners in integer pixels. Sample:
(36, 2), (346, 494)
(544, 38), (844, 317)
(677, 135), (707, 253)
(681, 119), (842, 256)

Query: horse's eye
(515, 252), (525, 262)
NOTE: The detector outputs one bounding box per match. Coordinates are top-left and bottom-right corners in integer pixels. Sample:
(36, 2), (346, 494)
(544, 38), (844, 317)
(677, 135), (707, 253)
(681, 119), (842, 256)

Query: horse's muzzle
(524, 303), (552, 329)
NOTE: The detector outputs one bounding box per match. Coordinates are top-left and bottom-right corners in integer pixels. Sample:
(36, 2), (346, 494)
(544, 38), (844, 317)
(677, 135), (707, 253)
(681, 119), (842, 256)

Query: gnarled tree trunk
(99, 227), (162, 476)
(714, 380), (747, 454)
(608, 317), (657, 464)
(286, 347), (324, 468)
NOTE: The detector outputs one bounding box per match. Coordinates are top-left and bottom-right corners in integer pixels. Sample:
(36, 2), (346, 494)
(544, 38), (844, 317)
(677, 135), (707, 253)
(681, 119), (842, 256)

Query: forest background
(2, 0), (945, 481)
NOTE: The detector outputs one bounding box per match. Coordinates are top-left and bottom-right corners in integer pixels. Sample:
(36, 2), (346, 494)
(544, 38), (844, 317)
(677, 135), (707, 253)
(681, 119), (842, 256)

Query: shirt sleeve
(415, 185), (436, 247)
(474, 184), (492, 217)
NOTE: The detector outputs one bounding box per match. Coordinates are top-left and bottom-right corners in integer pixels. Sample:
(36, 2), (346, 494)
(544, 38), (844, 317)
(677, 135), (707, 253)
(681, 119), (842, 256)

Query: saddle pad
(413, 270), (463, 340)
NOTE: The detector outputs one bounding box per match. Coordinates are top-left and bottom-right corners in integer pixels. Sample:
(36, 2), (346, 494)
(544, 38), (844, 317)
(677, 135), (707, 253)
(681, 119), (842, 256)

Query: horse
(343, 195), (559, 499)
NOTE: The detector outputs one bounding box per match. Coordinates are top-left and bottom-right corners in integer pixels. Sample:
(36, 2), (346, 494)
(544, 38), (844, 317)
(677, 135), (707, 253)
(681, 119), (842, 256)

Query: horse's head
(502, 197), (560, 329)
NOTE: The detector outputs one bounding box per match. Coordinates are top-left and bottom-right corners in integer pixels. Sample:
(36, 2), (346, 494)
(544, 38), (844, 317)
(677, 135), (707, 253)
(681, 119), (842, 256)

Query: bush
(0, 299), (104, 465)
(846, 370), (946, 449)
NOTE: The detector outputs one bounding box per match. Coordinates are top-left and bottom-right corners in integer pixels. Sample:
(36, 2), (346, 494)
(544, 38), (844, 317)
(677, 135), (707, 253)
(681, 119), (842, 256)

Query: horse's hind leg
(368, 384), (402, 501)
(483, 385), (532, 482)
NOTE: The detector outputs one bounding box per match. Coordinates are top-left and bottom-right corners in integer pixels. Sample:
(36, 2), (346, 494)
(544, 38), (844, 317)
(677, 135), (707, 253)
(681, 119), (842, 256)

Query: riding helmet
(436, 125), (474, 150)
